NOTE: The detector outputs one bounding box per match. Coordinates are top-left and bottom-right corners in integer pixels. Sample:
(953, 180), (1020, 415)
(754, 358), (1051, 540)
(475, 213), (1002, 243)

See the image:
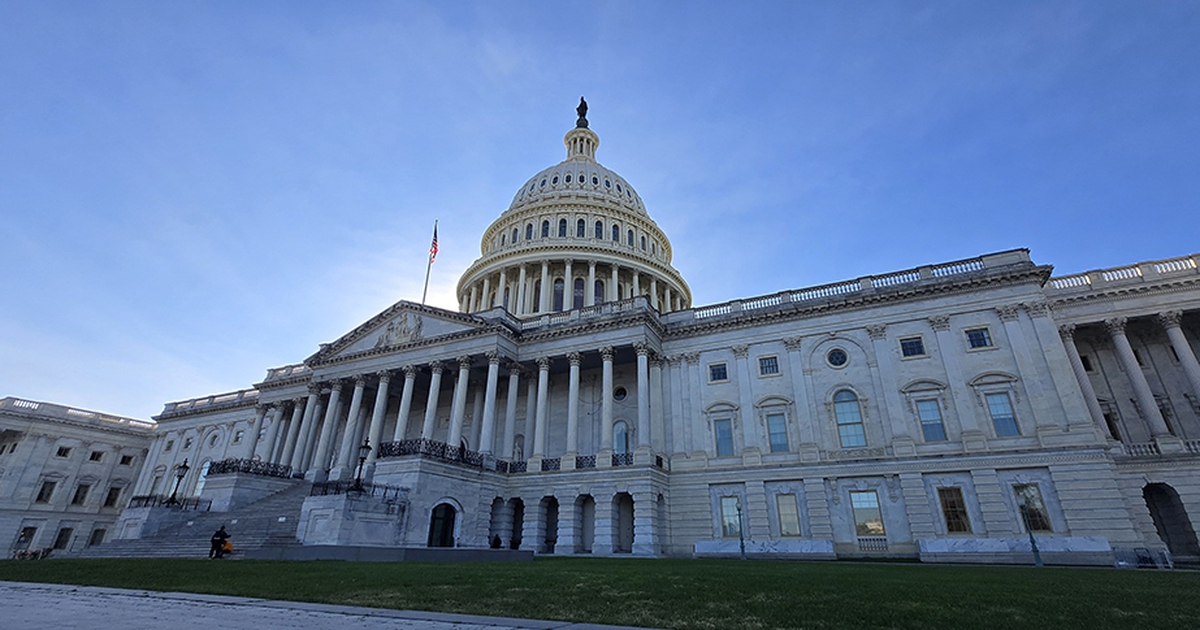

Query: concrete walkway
(0, 581), (659, 630)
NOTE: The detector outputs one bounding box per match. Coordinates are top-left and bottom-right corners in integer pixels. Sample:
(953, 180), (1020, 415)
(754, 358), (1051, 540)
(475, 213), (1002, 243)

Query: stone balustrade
(1048, 254), (1198, 293)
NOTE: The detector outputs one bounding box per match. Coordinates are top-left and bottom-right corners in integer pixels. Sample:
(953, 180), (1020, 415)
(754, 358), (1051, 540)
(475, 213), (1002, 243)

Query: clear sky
(2, 2), (1197, 420)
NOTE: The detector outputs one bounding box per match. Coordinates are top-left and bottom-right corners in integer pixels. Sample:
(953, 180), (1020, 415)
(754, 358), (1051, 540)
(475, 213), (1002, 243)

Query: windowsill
(708, 379), (730, 385)
(966, 346), (999, 353)
(900, 354), (929, 361)
(758, 372), (782, 379)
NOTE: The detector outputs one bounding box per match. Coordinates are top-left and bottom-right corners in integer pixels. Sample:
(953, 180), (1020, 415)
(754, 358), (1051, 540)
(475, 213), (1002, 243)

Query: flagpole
(422, 220), (437, 305)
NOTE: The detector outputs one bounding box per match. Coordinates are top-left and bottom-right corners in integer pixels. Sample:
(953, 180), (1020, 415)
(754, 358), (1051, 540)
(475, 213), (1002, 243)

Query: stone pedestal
(202, 473), (297, 512)
(296, 493), (408, 547)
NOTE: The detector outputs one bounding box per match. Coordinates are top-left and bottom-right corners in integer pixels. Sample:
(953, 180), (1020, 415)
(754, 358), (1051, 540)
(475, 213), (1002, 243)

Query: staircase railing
(128, 495), (212, 511)
(207, 457), (293, 479)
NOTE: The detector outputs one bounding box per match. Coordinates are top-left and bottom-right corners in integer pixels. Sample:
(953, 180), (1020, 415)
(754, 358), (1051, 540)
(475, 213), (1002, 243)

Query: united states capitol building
(13, 104), (1198, 564)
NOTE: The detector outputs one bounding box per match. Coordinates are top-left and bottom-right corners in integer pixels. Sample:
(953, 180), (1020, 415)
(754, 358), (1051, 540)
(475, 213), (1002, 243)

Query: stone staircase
(66, 480), (312, 559)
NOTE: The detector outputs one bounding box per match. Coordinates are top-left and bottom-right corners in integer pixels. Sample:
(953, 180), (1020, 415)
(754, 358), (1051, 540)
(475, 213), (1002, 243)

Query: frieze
(374, 312), (424, 349)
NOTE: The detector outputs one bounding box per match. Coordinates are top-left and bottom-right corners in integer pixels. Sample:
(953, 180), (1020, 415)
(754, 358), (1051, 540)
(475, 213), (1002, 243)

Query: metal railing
(857, 536), (889, 552)
(576, 454), (596, 469)
(128, 495), (212, 511)
(310, 480), (407, 503)
(540, 457), (561, 471)
(612, 452), (634, 467)
(378, 438), (502, 472)
(207, 458), (293, 479)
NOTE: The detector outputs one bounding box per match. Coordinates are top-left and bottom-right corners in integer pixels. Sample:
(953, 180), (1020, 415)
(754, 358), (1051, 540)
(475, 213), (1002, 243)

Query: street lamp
(352, 439), (371, 492)
(736, 499), (746, 561)
(168, 459), (189, 505)
(1016, 494), (1044, 568)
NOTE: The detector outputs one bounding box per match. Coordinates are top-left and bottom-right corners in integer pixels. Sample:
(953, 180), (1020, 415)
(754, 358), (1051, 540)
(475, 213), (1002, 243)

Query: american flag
(428, 222), (439, 264)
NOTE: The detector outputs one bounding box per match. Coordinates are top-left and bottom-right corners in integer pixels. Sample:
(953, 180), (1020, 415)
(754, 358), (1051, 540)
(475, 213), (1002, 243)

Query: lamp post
(352, 439), (371, 492)
(736, 499), (746, 561)
(168, 459), (189, 505)
(1017, 495), (1044, 568)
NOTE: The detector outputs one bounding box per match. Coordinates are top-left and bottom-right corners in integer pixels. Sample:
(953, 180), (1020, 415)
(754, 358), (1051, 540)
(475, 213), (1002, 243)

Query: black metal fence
(612, 452), (635, 466)
(310, 480), (407, 502)
(128, 495), (212, 511)
(375, 439), (662, 474)
(576, 454), (597, 469)
(207, 457), (293, 479)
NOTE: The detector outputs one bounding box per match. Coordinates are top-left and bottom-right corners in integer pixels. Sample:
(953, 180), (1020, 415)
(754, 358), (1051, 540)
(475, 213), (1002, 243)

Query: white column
(1058, 325), (1110, 437)
(309, 380), (345, 480)
(393, 365), (417, 440)
(497, 269), (508, 311)
(599, 346), (615, 456)
(502, 365), (521, 459)
(421, 361), (445, 440)
(635, 343), (651, 450)
(364, 371), (391, 474)
(524, 375), (537, 457)
(1106, 317), (1171, 437)
(260, 405), (285, 463)
(650, 277), (659, 310)
(517, 265), (528, 315)
(468, 284), (478, 313)
(586, 260), (596, 307)
(300, 396), (326, 471)
(533, 356), (550, 459)
(243, 404), (268, 460)
(664, 286), (672, 314)
(1159, 310), (1200, 402)
(470, 384), (484, 448)
(481, 276), (492, 310)
(334, 376), (368, 474)
(566, 352), (582, 457)
(563, 259), (573, 310)
(448, 356), (472, 448)
(289, 387), (320, 472)
(480, 352), (501, 455)
(633, 270), (641, 298)
(650, 356), (664, 452)
(610, 265), (619, 301)
(539, 260), (550, 313)
(279, 397), (306, 466)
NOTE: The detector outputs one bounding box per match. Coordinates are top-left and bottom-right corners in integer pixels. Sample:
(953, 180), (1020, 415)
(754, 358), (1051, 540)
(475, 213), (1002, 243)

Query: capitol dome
(457, 101), (691, 316)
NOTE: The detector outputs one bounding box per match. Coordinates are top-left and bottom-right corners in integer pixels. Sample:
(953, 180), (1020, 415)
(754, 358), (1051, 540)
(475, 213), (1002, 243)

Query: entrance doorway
(614, 493), (634, 553)
(541, 496), (559, 553)
(1143, 483), (1200, 557)
(508, 498), (525, 549)
(577, 495), (595, 553)
(427, 503), (457, 548)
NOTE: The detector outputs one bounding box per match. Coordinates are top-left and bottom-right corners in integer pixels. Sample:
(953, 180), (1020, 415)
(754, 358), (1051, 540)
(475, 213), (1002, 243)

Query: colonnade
(460, 259), (685, 315)
(1059, 309), (1200, 445)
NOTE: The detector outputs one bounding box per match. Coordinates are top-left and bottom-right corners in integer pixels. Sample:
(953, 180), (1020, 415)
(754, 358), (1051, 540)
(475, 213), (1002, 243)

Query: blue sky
(2, 2), (1197, 419)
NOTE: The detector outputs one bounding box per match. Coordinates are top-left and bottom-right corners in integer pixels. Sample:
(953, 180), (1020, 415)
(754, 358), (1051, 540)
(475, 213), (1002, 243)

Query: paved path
(0, 581), (657, 630)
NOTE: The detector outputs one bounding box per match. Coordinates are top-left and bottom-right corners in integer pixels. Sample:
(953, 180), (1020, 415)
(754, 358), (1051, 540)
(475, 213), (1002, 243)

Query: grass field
(0, 557), (1196, 629)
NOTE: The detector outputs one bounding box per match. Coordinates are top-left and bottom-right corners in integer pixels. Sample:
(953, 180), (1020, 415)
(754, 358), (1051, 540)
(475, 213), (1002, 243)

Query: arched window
(834, 390), (866, 448)
(640, 236), (646, 250)
(576, 219), (585, 237)
(573, 278), (585, 309)
(541, 220), (550, 238)
(614, 422), (629, 455)
(595, 221), (603, 239)
(627, 230), (634, 246)
(192, 460), (211, 497)
(525, 224), (533, 240)
(612, 224), (620, 241)
(532, 280), (542, 313)
(553, 278), (565, 311)
(594, 279), (605, 304)
(558, 219), (567, 237)
(501, 234), (506, 246)
(512, 228), (519, 244)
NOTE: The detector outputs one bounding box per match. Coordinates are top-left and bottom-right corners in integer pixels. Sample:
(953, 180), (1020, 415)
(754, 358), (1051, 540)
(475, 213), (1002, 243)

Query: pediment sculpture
(374, 313), (423, 349)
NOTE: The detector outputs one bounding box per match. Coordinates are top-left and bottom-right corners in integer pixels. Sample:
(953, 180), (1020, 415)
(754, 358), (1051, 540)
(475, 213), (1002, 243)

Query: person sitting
(209, 526), (230, 559)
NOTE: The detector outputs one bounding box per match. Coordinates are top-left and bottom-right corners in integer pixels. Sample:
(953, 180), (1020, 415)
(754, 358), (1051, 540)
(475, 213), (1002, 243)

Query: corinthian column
(260, 405), (285, 463)
(308, 380), (344, 481)
(1106, 318), (1171, 437)
(480, 352), (501, 455)
(421, 361), (445, 440)
(289, 385), (320, 472)
(635, 342), (651, 451)
(279, 397), (306, 466)
(393, 365), (418, 440)
(539, 260), (550, 313)
(599, 346), (615, 465)
(449, 356), (472, 448)
(586, 260), (596, 307)
(1058, 325), (1110, 437)
(532, 357), (551, 460)
(565, 352), (582, 459)
(502, 364), (521, 459)
(1159, 311), (1200, 403)
(364, 371), (391, 477)
(332, 376), (368, 479)
(243, 405), (268, 460)
(517, 265), (528, 315)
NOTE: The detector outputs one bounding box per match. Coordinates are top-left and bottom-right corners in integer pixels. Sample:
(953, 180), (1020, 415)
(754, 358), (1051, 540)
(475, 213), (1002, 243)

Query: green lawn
(0, 558), (1196, 629)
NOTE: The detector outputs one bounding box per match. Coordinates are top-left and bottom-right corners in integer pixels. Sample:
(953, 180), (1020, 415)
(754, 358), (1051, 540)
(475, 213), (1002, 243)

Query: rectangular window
(850, 491), (885, 536)
(709, 363), (728, 382)
(1013, 484), (1053, 532)
(900, 337), (926, 357)
(36, 481), (56, 503)
(183, 437), (193, 450)
(986, 393), (1020, 436)
(89, 450), (103, 462)
(233, 430), (245, 444)
(965, 327), (993, 349)
(150, 475), (164, 496)
(119, 454), (134, 466)
(834, 395), (867, 448)
(53, 527), (74, 550)
(1103, 412), (1122, 442)
(16, 526), (37, 550)
(71, 484), (91, 506)
(1080, 354), (1094, 372)
(720, 496), (741, 538)
(766, 413), (789, 452)
(88, 529), (107, 547)
(916, 399), (947, 442)
(103, 486), (122, 508)
(56, 446), (72, 458)
(937, 487), (972, 533)
(714, 419), (734, 456)
(777, 494), (802, 536)
(758, 356), (779, 376)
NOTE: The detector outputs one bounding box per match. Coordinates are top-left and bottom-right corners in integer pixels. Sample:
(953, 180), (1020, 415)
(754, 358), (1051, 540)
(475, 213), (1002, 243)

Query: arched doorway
(427, 503), (457, 548)
(487, 497), (506, 549)
(1143, 483), (1200, 557)
(614, 493), (634, 553)
(577, 495), (595, 553)
(508, 498), (525, 550)
(541, 496), (559, 553)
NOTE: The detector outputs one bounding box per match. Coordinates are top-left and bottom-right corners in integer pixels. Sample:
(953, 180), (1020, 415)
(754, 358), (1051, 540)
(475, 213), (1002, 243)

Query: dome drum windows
(612, 225), (620, 242)
(594, 221), (603, 239)
(627, 230), (634, 246)
(576, 219), (585, 238)
(541, 221), (550, 238)
(526, 224), (533, 240)
(558, 219), (567, 237)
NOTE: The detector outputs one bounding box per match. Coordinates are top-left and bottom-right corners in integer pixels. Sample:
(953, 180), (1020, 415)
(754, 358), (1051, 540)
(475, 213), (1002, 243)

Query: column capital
(682, 351), (701, 364)
(508, 362), (524, 377)
(327, 379), (345, 392)
(634, 341), (652, 357)
(540, 259), (550, 268)
(255, 403), (269, 414)
(402, 364), (419, 378)
(485, 350), (503, 365)
(865, 324), (887, 340)
(587, 259), (597, 268)
(1021, 301), (1052, 318)
(428, 360), (445, 375)
(354, 374), (369, 387)
(782, 336), (803, 351)
(291, 396), (305, 406)
(567, 351), (583, 366)
(1158, 310), (1184, 329)
(928, 314), (951, 331)
(536, 356), (551, 371)
(307, 382), (323, 395)
(664, 354), (682, 366)
(995, 304), (1021, 322)
(375, 370), (392, 384)
(1104, 317), (1128, 336)
(600, 346), (615, 361)
(731, 344), (749, 359)
(458, 355), (473, 370)
(1057, 323), (1076, 340)
(563, 257), (574, 266)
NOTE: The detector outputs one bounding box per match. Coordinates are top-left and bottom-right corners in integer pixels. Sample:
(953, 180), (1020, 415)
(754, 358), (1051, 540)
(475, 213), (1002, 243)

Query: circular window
(613, 386), (628, 401)
(826, 348), (849, 368)
(552, 176), (558, 185)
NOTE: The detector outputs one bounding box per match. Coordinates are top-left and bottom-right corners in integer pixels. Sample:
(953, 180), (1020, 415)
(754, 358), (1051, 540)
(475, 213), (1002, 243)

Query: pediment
(308, 301), (490, 364)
